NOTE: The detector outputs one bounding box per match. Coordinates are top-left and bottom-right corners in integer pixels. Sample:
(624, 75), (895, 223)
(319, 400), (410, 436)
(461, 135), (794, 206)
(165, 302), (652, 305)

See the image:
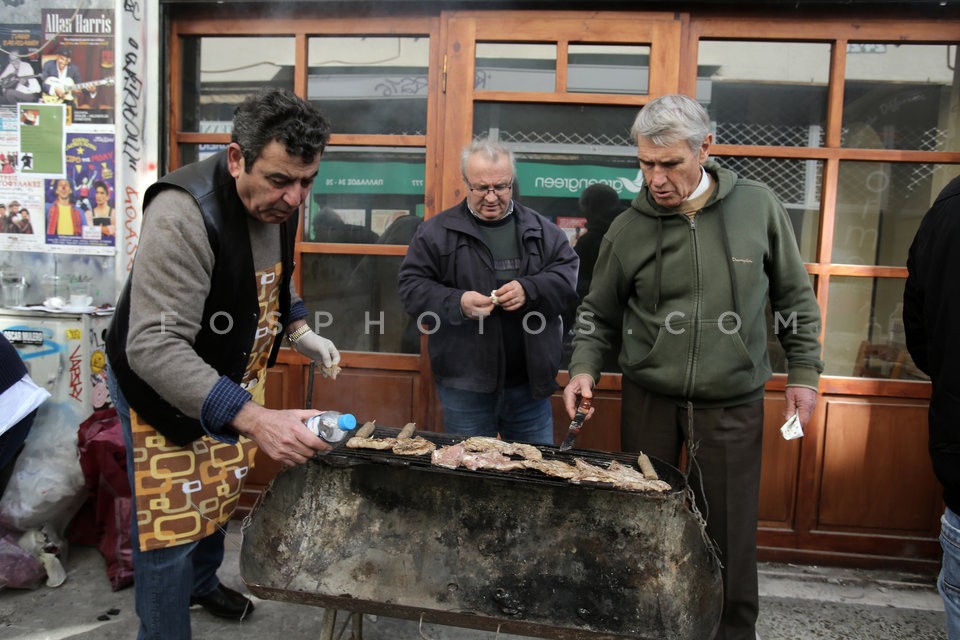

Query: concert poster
(45, 131), (116, 252)
(0, 25), (43, 109)
(41, 9), (115, 126)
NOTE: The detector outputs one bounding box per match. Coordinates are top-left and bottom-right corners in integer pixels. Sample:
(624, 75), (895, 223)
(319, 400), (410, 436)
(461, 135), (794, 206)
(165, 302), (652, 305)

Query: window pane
(474, 102), (638, 150)
(567, 44), (649, 95)
(476, 43), (556, 92)
(300, 253), (419, 354)
(842, 43), (960, 151)
(832, 162), (960, 267)
(308, 147), (425, 244)
(178, 143), (227, 166)
(698, 41), (830, 147)
(714, 156), (821, 262)
(308, 37), (429, 136)
(179, 37), (295, 133)
(823, 276), (925, 380)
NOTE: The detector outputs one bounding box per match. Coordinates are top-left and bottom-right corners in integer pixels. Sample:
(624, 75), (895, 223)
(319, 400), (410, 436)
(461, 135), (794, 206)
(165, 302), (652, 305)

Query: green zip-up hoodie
(569, 160), (823, 408)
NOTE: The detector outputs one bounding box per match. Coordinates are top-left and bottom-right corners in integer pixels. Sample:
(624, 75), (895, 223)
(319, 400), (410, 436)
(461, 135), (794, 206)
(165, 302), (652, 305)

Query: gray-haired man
(564, 94), (823, 640)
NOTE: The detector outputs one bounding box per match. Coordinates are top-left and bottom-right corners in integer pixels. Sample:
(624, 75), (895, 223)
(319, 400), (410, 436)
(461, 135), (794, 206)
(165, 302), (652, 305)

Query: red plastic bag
(0, 526), (45, 590)
(73, 408), (133, 591)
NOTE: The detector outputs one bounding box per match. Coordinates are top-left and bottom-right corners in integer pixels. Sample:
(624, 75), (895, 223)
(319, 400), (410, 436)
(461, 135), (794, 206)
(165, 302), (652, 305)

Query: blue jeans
(108, 366), (225, 640)
(437, 384), (554, 444)
(940, 506), (960, 640)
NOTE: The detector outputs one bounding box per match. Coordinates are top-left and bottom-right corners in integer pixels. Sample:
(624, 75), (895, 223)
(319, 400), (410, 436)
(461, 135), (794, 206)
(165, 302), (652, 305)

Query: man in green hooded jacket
(563, 94), (822, 640)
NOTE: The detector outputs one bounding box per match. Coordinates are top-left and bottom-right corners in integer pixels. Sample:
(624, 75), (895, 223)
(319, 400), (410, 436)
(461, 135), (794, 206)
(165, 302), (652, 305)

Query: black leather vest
(106, 151), (296, 445)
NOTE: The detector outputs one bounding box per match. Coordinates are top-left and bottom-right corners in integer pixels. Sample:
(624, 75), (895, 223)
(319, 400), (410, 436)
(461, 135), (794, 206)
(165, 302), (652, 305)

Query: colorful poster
(0, 173), (44, 251)
(17, 102), (66, 177)
(41, 9), (116, 126)
(45, 131), (115, 250)
(0, 25), (44, 108)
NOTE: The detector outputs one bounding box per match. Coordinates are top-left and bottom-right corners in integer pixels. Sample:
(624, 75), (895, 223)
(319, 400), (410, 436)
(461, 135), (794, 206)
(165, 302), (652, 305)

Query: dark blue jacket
(904, 174), (960, 515)
(398, 200), (579, 400)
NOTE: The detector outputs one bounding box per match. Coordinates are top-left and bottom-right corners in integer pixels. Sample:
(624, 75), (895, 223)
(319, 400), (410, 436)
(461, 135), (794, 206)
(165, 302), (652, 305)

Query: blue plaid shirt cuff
(200, 376), (252, 443)
(288, 300), (309, 324)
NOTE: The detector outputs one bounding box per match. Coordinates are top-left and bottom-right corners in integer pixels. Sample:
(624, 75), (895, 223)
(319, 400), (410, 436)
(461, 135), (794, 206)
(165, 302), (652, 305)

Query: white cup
(68, 280), (92, 308)
(69, 293), (93, 308)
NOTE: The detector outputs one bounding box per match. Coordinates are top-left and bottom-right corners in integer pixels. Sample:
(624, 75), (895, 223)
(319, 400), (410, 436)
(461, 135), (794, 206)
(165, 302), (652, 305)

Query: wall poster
(45, 131), (115, 250)
(40, 9), (115, 126)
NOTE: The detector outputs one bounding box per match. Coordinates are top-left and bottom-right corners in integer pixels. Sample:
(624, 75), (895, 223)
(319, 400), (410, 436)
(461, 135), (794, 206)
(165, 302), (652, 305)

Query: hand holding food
(491, 280), (526, 311)
(460, 290), (496, 319)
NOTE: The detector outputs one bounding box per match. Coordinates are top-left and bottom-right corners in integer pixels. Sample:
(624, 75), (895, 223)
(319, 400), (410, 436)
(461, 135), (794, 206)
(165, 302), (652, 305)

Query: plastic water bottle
(304, 411), (357, 443)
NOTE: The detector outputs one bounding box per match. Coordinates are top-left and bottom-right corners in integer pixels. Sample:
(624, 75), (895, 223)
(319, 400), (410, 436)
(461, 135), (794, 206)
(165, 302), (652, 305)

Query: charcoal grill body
(240, 441), (722, 640)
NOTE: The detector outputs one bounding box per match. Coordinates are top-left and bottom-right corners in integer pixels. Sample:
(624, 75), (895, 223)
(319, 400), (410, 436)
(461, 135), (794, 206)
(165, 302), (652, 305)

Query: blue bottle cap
(337, 413), (357, 430)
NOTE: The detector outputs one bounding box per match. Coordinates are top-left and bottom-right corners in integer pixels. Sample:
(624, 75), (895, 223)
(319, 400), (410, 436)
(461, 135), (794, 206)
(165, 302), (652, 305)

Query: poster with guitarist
(41, 48), (114, 125)
(0, 49), (41, 106)
(41, 9), (115, 126)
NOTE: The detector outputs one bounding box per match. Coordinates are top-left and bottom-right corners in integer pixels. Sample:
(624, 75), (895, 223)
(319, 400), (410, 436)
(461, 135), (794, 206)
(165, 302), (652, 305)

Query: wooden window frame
(166, 8), (957, 396)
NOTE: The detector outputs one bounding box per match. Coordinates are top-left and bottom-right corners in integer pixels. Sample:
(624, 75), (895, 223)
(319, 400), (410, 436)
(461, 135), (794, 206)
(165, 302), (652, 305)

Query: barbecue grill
(240, 426), (722, 639)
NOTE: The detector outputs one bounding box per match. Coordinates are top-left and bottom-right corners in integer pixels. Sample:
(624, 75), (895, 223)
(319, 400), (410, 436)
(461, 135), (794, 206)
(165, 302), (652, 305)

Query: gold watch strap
(287, 323), (311, 344)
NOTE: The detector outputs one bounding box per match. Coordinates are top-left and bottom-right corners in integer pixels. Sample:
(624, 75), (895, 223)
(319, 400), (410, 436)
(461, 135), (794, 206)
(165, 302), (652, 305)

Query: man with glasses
(398, 138), (579, 444)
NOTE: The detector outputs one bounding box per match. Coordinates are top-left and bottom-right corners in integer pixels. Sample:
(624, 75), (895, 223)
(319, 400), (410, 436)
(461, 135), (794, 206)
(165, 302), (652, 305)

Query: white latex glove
(292, 330), (340, 368)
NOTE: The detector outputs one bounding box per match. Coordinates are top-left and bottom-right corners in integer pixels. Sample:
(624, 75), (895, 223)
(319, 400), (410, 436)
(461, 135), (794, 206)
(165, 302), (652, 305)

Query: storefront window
(307, 147), (425, 244)
(299, 253), (418, 354)
(842, 43), (960, 152)
(713, 156), (821, 262)
(307, 37), (430, 136)
(567, 44), (650, 95)
(698, 40), (830, 147)
(823, 276), (925, 380)
(179, 37), (295, 133)
(475, 43), (557, 92)
(177, 143), (226, 166)
(832, 162), (960, 266)
(474, 102), (638, 150)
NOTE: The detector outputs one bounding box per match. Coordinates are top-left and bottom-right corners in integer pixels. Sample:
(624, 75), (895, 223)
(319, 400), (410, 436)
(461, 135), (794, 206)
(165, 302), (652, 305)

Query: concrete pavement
(0, 529), (948, 639)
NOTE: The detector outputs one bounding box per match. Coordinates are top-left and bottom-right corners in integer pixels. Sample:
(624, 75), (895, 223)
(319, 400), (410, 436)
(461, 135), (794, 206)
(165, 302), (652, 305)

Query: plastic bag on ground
(0, 402), (87, 533)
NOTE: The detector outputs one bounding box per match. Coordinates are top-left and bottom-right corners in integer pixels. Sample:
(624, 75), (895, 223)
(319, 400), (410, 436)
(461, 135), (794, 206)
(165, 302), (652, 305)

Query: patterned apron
(129, 264), (282, 551)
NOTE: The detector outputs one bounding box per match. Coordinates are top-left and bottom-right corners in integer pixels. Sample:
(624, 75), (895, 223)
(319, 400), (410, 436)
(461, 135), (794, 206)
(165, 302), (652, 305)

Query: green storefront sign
(313, 160), (642, 198)
(516, 162), (642, 198)
(315, 160), (424, 195)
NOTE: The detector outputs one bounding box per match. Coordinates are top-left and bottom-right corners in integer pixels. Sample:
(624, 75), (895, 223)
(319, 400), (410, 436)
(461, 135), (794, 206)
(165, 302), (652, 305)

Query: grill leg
(319, 609), (363, 640)
(320, 608), (336, 640)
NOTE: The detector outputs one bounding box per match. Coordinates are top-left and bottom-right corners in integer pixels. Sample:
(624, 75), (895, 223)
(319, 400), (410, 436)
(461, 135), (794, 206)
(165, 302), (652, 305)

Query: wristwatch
(286, 324), (311, 344)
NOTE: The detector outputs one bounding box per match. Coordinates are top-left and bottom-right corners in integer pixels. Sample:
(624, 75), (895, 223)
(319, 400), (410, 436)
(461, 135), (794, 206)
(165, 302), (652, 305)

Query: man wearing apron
(107, 88), (340, 640)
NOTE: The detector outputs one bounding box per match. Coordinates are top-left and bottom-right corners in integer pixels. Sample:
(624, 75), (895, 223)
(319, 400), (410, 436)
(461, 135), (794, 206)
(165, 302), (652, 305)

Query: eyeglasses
(466, 182), (513, 196)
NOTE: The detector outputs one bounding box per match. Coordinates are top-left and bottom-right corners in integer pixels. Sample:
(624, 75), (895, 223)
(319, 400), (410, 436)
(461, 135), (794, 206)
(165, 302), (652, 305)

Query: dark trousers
(621, 376), (763, 640)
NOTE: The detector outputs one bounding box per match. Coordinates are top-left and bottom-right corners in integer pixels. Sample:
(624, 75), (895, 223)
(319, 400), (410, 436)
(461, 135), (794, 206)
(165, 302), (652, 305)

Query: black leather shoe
(190, 584), (255, 620)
